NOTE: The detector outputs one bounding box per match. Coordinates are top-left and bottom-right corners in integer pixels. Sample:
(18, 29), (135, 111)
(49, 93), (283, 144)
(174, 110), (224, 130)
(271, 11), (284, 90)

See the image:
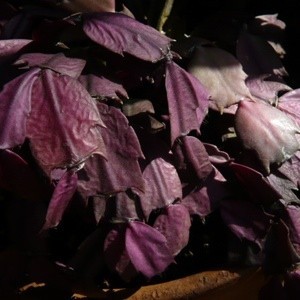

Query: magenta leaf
(139, 158), (182, 220)
(234, 100), (300, 173)
(82, 12), (172, 62)
(220, 197), (271, 248)
(278, 152), (300, 187)
(203, 143), (231, 165)
(165, 61), (209, 144)
(42, 170), (78, 230)
(77, 103), (144, 199)
(188, 46), (252, 112)
(0, 69), (39, 148)
(125, 221), (174, 278)
(78, 74), (128, 99)
(104, 226), (137, 282)
(16, 53), (86, 78)
(0, 150), (47, 201)
(153, 204), (191, 256)
(26, 69), (106, 175)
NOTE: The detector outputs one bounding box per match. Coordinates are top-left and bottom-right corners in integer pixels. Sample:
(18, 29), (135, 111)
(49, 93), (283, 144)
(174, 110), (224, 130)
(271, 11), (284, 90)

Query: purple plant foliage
(245, 75), (291, 104)
(78, 74), (128, 100)
(203, 143), (231, 165)
(82, 12), (173, 62)
(0, 39), (32, 64)
(125, 221), (174, 278)
(77, 103), (144, 200)
(42, 169), (78, 230)
(182, 166), (229, 216)
(220, 197), (271, 249)
(234, 100), (300, 173)
(165, 61), (209, 144)
(138, 157), (182, 220)
(104, 226), (138, 281)
(153, 204), (191, 256)
(172, 136), (213, 183)
(188, 45), (252, 112)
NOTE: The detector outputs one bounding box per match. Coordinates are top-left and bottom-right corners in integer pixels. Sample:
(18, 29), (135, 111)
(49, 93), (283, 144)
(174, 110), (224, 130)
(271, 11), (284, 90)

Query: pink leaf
(82, 12), (172, 62)
(42, 170), (78, 230)
(125, 221), (174, 278)
(166, 61), (209, 144)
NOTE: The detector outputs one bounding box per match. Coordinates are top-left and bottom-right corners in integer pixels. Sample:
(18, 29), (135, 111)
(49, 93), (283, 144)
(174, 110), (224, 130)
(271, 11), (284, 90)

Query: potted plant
(1, 1), (300, 299)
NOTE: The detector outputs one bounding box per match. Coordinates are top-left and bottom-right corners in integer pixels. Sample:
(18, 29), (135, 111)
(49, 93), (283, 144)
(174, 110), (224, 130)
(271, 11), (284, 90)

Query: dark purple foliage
(82, 12), (173, 62)
(165, 61), (209, 144)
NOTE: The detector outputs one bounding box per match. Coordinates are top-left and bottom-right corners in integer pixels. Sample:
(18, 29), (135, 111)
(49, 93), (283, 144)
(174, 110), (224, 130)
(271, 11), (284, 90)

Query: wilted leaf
(188, 46), (252, 111)
(234, 100), (300, 173)
(82, 12), (172, 62)
(166, 61), (209, 144)
(42, 170), (78, 230)
(125, 221), (174, 278)
(153, 204), (191, 256)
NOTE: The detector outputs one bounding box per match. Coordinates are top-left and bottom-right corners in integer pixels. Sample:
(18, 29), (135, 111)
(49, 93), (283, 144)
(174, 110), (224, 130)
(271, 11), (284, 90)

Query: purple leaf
(220, 197), (271, 248)
(278, 152), (300, 187)
(0, 69), (39, 148)
(42, 170), (78, 230)
(104, 226), (137, 282)
(236, 31), (288, 78)
(26, 69), (106, 175)
(203, 143), (231, 165)
(165, 61), (209, 144)
(153, 204), (191, 256)
(77, 103), (144, 199)
(246, 75), (291, 104)
(234, 100), (300, 173)
(182, 166), (228, 216)
(188, 46), (252, 112)
(0, 39), (32, 63)
(173, 136), (213, 183)
(230, 162), (281, 205)
(78, 74), (128, 99)
(139, 158), (182, 220)
(82, 12), (172, 62)
(59, 0), (115, 13)
(125, 221), (174, 278)
(278, 89), (300, 127)
(0, 150), (48, 201)
(16, 53), (86, 78)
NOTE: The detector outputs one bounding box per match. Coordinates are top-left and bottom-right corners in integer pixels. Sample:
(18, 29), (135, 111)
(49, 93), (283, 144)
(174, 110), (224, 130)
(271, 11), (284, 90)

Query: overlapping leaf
(234, 100), (300, 173)
(42, 170), (78, 230)
(139, 157), (182, 220)
(77, 103), (144, 199)
(153, 204), (191, 256)
(125, 221), (174, 278)
(188, 46), (252, 111)
(82, 12), (172, 62)
(0, 39), (32, 64)
(166, 61), (209, 144)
